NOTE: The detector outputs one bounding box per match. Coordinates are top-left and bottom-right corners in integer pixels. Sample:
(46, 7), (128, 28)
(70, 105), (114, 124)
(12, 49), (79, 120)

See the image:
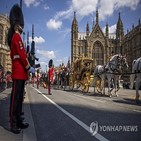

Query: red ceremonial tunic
(10, 32), (30, 80)
(48, 67), (53, 83)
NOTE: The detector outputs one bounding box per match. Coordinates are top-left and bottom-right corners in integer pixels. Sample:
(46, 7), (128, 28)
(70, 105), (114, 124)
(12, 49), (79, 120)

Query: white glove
(29, 67), (35, 73)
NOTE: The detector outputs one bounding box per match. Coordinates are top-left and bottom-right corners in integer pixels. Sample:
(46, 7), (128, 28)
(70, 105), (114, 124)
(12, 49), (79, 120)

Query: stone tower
(71, 12), (78, 63)
(116, 12), (124, 54)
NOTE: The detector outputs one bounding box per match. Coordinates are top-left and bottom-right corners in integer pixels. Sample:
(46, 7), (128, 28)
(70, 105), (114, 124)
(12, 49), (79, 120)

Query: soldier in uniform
(48, 59), (53, 94)
(7, 4), (30, 134)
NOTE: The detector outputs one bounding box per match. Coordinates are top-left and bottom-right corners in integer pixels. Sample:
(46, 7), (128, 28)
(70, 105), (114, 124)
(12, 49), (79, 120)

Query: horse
(93, 65), (105, 95)
(60, 67), (70, 90)
(93, 54), (128, 97)
(130, 57), (141, 103)
(52, 67), (70, 90)
(105, 54), (128, 97)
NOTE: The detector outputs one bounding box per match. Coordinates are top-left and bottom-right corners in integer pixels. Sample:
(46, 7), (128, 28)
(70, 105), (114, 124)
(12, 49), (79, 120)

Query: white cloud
(98, 0), (140, 20)
(71, 0), (98, 16)
(33, 1), (40, 7)
(29, 36), (45, 44)
(46, 19), (62, 30)
(38, 61), (47, 65)
(55, 8), (73, 20)
(24, 0), (41, 7)
(36, 50), (56, 59)
(44, 4), (49, 10)
(103, 24), (117, 33)
(34, 36), (45, 44)
(109, 24), (117, 33)
(114, 0), (140, 10)
(50, 0), (140, 23)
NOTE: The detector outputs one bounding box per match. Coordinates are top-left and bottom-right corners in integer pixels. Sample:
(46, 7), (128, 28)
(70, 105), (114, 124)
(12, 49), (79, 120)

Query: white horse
(93, 65), (105, 95)
(105, 54), (128, 97)
(130, 57), (141, 103)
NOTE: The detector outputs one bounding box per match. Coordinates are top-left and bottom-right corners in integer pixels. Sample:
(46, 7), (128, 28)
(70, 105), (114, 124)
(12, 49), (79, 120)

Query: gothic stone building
(71, 11), (141, 72)
(0, 13), (11, 72)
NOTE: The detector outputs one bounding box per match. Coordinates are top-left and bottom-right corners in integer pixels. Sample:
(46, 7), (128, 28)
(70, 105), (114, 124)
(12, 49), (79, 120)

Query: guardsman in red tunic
(48, 59), (53, 94)
(8, 4), (30, 134)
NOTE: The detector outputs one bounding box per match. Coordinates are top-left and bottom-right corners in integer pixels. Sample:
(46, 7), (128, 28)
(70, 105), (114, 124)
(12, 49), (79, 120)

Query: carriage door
(92, 41), (104, 65)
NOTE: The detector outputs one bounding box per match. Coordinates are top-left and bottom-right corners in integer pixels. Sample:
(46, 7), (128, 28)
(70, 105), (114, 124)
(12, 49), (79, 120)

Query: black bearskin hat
(48, 59), (53, 68)
(7, 4), (24, 47)
(9, 4), (24, 29)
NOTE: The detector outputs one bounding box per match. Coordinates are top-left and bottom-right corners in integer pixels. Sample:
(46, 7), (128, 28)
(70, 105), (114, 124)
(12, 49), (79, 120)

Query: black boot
(18, 122), (29, 129)
(11, 125), (21, 134)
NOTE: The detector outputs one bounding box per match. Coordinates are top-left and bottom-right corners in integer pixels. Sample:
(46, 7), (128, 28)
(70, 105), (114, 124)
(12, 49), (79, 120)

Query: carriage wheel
(69, 75), (74, 90)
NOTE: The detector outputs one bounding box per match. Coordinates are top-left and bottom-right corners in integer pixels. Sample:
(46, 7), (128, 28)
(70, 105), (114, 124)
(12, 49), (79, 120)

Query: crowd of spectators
(0, 68), (12, 92)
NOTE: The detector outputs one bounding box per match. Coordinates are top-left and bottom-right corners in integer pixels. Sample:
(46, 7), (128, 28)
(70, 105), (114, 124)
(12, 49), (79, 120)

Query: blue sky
(0, 0), (141, 71)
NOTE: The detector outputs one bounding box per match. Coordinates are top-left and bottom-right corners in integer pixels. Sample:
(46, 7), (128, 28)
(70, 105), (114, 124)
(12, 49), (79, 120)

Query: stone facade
(71, 11), (141, 72)
(0, 13), (11, 72)
(122, 20), (141, 71)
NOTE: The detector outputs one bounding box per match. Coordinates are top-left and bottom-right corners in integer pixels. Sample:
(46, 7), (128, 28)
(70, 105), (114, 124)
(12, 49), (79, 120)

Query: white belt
(13, 55), (20, 59)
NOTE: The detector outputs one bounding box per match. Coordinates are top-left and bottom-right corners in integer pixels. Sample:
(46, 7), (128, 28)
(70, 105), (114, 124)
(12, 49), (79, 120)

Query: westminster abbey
(71, 10), (141, 71)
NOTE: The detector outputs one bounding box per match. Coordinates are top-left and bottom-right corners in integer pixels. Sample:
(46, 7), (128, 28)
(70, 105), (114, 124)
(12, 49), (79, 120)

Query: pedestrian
(7, 4), (30, 134)
(29, 65), (36, 87)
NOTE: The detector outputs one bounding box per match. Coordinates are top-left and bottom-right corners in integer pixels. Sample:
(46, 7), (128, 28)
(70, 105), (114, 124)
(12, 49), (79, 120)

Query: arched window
(92, 41), (104, 65)
(0, 24), (3, 44)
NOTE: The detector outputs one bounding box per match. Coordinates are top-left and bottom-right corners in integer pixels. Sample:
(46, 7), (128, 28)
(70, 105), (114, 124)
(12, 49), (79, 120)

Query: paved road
(26, 85), (141, 141)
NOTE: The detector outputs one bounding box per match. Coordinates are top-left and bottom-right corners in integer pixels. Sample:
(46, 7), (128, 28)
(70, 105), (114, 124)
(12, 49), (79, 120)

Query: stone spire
(92, 17), (95, 30)
(96, 10), (99, 24)
(139, 18), (140, 25)
(106, 23), (109, 37)
(72, 11), (78, 26)
(116, 12), (124, 54)
(86, 22), (90, 36)
(71, 12), (78, 62)
(116, 12), (124, 40)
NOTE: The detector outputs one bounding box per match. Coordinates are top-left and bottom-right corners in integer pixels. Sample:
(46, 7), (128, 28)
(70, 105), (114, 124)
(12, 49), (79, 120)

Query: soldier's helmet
(49, 59), (53, 68)
(9, 4), (24, 30)
(7, 4), (24, 46)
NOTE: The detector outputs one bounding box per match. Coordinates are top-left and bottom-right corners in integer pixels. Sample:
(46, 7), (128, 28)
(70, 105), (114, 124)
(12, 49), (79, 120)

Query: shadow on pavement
(113, 98), (141, 106)
(0, 89), (23, 141)
(0, 90), (11, 131)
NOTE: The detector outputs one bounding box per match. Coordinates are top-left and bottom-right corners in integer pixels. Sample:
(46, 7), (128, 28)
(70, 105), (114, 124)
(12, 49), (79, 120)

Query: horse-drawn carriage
(69, 57), (94, 93)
